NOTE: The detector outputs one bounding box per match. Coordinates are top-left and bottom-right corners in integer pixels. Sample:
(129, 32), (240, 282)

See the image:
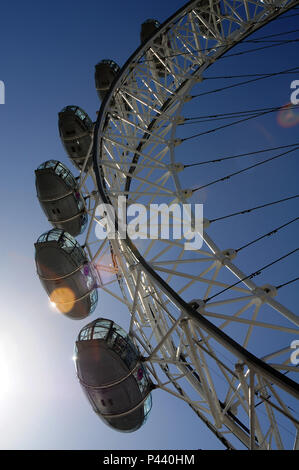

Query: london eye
(34, 0), (299, 450)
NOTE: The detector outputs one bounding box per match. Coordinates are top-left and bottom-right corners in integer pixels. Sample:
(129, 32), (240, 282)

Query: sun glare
(49, 287), (76, 313)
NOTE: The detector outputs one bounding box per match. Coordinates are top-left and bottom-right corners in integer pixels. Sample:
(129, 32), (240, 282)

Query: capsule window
(143, 395), (152, 420)
(111, 334), (127, 357)
(75, 108), (86, 121)
(123, 346), (137, 369)
(79, 326), (93, 341)
(101, 399), (106, 407)
(92, 325), (109, 340)
(108, 399), (113, 406)
(89, 289), (98, 315)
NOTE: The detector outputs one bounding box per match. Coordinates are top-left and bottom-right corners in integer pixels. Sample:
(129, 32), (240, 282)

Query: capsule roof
(78, 318), (137, 350)
(140, 18), (161, 43)
(141, 18), (160, 28)
(95, 59), (120, 75)
(36, 227), (85, 255)
(59, 105), (93, 126)
(37, 159), (76, 182)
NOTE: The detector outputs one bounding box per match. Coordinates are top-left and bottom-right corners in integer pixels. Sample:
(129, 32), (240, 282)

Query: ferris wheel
(34, 0), (299, 450)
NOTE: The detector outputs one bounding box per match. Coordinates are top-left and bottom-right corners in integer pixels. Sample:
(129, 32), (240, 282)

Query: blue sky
(0, 0), (298, 450)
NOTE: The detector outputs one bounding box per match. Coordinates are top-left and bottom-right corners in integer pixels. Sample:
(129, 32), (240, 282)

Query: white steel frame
(69, 0), (299, 450)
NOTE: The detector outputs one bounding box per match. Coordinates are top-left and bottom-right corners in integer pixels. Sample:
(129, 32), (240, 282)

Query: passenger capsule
(140, 19), (167, 77)
(195, 0), (222, 39)
(35, 160), (88, 237)
(74, 318), (152, 432)
(94, 59), (132, 115)
(58, 105), (94, 171)
(140, 18), (161, 44)
(34, 229), (98, 319)
(94, 59), (120, 102)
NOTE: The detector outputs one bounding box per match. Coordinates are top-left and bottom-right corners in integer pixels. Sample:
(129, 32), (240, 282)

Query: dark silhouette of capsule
(94, 59), (120, 102)
(35, 160), (88, 237)
(140, 19), (168, 77)
(140, 18), (161, 44)
(34, 228), (98, 319)
(195, 0), (222, 39)
(94, 59), (132, 116)
(74, 318), (152, 432)
(58, 106), (94, 171)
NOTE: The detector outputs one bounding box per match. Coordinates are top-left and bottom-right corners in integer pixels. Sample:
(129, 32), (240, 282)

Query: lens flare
(277, 103), (299, 128)
(50, 287), (76, 313)
(49, 300), (57, 311)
